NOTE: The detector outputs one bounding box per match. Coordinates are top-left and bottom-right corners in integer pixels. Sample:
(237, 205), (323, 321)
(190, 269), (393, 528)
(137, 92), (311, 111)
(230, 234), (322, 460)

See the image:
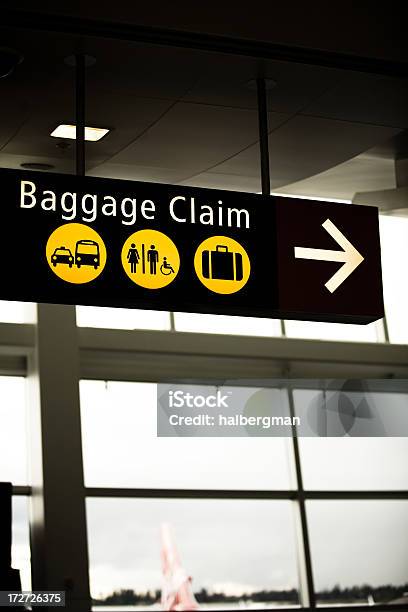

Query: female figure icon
(127, 243), (140, 273)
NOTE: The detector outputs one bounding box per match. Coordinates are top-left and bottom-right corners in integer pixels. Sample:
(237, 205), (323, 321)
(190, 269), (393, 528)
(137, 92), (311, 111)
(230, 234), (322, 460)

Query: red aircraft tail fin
(160, 523), (200, 611)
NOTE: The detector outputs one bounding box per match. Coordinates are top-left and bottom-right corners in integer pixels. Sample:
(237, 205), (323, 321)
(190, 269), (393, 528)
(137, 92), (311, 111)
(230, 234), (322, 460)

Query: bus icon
(75, 240), (100, 269)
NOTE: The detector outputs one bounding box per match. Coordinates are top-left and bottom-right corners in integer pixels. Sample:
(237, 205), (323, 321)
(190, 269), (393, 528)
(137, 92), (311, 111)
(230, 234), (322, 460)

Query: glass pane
(12, 497), (31, 591)
(76, 306), (171, 330)
(80, 381), (292, 489)
(380, 215), (408, 344)
(295, 388), (408, 490)
(0, 377), (28, 486)
(87, 498), (299, 608)
(308, 501), (408, 606)
(299, 437), (408, 490)
(284, 319), (381, 342)
(174, 312), (282, 337)
(0, 301), (29, 324)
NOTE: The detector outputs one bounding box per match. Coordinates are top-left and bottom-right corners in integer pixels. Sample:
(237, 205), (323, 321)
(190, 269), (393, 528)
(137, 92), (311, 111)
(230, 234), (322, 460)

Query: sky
(2, 376), (408, 598)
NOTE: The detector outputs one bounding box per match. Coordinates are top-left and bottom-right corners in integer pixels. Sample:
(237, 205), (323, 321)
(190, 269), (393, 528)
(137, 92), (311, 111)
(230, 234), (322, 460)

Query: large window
(12, 497), (31, 592)
(76, 307), (171, 331)
(0, 302), (29, 324)
(308, 501), (408, 607)
(299, 437), (408, 490)
(284, 319), (382, 343)
(80, 381), (292, 490)
(0, 377), (28, 486)
(174, 313), (282, 337)
(379, 215), (408, 344)
(0, 377), (31, 591)
(80, 380), (408, 609)
(86, 498), (300, 607)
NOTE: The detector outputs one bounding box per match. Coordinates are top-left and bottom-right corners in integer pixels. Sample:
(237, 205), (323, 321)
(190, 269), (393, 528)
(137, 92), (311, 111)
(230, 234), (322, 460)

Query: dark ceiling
(3, 2), (408, 63)
(0, 21), (407, 204)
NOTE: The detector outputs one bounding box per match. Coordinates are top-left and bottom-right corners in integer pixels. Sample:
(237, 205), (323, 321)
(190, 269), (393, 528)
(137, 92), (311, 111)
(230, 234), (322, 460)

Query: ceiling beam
(3, 8), (408, 78)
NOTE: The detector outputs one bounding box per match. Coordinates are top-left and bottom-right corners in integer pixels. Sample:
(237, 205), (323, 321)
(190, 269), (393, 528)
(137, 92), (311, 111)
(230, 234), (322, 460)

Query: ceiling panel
(305, 73), (408, 128)
(180, 172), (260, 192)
(84, 41), (208, 101)
(87, 163), (190, 184)
(209, 116), (400, 188)
(1, 95), (175, 170)
(0, 152), (74, 173)
(182, 151), (397, 201)
(275, 153), (397, 200)
(0, 44), (68, 151)
(108, 102), (290, 174)
(182, 58), (338, 113)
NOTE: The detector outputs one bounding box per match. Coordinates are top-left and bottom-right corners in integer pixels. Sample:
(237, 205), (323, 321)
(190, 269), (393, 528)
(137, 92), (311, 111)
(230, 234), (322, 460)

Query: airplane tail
(160, 523), (200, 611)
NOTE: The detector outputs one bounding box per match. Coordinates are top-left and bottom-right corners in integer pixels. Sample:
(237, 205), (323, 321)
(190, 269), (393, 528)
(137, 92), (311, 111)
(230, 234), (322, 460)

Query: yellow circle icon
(121, 229), (180, 289)
(194, 235), (250, 294)
(46, 223), (107, 284)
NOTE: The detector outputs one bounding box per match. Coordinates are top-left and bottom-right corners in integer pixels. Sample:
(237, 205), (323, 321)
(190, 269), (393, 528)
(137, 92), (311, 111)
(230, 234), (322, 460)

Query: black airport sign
(0, 168), (384, 324)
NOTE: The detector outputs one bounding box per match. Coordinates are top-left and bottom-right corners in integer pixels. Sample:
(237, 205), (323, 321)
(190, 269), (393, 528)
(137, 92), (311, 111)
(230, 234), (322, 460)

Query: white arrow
(294, 218), (364, 293)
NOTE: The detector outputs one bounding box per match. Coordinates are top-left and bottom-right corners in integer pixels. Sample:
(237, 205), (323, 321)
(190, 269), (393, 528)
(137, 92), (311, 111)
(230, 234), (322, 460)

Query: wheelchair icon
(160, 256), (175, 276)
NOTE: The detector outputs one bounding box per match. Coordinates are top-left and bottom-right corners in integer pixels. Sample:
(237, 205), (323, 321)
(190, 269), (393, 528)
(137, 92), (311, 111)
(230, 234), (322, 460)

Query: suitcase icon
(202, 244), (243, 281)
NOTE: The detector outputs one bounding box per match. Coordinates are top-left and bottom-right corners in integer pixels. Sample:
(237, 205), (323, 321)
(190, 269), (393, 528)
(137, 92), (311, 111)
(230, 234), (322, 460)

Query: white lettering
(121, 197), (137, 225)
(167, 389), (231, 409)
(18, 181), (251, 230)
(190, 197), (196, 224)
(41, 190), (56, 211)
(141, 199), (155, 219)
(227, 207), (250, 229)
(199, 205), (213, 225)
(61, 192), (77, 220)
(102, 195), (117, 216)
(169, 196), (187, 222)
(81, 194), (97, 223)
(20, 180), (36, 208)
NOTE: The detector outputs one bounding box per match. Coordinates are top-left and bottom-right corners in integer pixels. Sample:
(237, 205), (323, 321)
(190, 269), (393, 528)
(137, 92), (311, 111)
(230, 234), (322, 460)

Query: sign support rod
(257, 77), (287, 336)
(256, 77), (271, 196)
(75, 53), (86, 177)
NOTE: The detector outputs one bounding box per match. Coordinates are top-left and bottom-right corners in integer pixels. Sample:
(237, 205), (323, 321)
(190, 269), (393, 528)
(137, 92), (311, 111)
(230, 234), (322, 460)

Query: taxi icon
(51, 246), (74, 268)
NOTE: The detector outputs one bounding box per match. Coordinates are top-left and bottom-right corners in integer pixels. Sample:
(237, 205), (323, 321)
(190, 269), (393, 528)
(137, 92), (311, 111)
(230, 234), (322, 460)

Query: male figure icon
(147, 244), (159, 274)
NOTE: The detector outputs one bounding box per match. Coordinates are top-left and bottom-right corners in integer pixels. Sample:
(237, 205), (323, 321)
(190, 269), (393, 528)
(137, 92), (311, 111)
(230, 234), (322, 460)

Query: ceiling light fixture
(50, 124), (109, 142)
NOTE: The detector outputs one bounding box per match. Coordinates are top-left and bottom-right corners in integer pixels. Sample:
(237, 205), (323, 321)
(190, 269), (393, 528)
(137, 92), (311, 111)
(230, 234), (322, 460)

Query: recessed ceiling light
(50, 124), (109, 142)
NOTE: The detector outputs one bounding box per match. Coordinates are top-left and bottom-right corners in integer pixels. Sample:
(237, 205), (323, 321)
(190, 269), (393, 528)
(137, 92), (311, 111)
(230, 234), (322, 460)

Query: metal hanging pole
(75, 53), (86, 176)
(256, 77), (271, 196)
(256, 76), (287, 336)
